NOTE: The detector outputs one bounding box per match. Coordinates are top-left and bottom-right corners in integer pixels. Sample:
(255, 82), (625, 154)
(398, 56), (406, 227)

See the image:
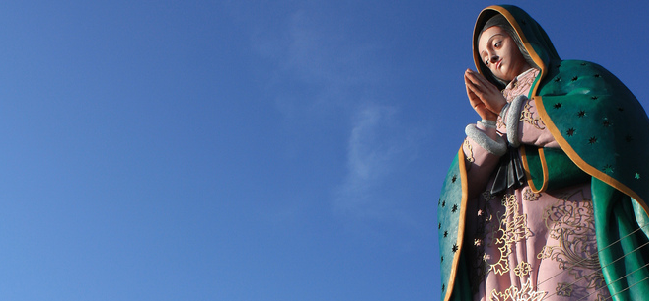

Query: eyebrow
(480, 34), (506, 58)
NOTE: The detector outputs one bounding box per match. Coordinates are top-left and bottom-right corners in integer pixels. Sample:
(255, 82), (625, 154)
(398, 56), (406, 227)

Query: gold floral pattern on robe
(539, 189), (606, 294)
(520, 101), (546, 129)
(486, 194), (533, 276)
(490, 279), (547, 301)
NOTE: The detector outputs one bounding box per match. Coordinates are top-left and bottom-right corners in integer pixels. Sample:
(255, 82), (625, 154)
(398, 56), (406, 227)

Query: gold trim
(538, 148), (549, 192)
(444, 147), (470, 301)
(520, 146), (548, 193)
(534, 95), (649, 211)
(520, 145), (535, 190)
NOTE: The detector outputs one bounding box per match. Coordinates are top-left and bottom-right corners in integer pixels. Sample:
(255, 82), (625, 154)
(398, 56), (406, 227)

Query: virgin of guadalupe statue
(437, 5), (649, 301)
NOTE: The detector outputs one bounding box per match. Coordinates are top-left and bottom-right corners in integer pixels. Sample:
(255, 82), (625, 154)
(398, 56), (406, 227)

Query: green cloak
(437, 5), (649, 301)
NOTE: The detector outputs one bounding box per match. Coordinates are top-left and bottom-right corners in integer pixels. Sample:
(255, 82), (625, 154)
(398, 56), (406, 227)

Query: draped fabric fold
(489, 147), (526, 195)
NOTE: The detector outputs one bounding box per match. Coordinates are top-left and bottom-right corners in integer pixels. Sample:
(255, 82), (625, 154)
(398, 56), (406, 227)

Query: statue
(437, 5), (649, 301)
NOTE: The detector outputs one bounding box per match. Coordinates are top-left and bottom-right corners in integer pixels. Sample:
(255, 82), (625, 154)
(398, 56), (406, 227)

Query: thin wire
(536, 221), (649, 288)
(605, 275), (649, 301)
(541, 243), (649, 300)
(577, 263), (649, 301)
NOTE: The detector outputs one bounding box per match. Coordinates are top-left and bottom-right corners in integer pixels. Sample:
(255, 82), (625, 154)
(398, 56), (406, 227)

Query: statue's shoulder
(538, 59), (632, 97)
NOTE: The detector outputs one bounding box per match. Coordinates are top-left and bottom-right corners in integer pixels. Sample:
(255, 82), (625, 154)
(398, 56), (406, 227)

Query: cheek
(508, 45), (525, 65)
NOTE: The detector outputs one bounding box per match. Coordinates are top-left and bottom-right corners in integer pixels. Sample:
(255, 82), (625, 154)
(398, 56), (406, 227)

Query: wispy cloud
(333, 104), (420, 220)
(250, 9), (386, 117)
(245, 5), (422, 222)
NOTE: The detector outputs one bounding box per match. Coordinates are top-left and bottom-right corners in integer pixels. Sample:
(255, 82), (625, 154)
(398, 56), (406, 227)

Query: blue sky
(0, 1), (647, 300)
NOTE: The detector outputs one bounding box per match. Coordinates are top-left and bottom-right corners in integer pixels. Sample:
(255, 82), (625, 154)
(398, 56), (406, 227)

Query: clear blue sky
(0, 1), (647, 300)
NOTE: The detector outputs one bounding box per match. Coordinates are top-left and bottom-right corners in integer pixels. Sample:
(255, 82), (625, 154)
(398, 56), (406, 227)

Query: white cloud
(333, 104), (419, 220)
(246, 5), (422, 223)
(250, 9), (386, 117)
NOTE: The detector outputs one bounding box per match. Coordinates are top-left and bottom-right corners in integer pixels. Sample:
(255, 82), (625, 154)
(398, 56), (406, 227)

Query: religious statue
(437, 5), (649, 301)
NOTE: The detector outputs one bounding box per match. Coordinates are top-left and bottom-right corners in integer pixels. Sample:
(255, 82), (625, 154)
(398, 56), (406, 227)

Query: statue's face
(478, 26), (530, 82)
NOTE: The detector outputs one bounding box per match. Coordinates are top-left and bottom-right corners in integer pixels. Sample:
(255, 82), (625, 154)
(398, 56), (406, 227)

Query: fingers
(464, 72), (480, 94)
(465, 69), (483, 87)
(465, 69), (493, 94)
(466, 69), (490, 85)
(465, 80), (482, 107)
(464, 69), (507, 115)
(465, 73), (486, 100)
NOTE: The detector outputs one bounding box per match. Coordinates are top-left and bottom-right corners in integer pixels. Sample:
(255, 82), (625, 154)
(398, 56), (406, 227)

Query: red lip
(496, 59), (502, 69)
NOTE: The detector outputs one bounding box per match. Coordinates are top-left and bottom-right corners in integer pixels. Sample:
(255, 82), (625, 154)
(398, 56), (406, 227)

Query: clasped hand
(464, 69), (507, 121)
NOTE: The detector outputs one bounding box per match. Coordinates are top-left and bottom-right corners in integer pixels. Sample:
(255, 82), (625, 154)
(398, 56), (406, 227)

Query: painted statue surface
(437, 5), (649, 301)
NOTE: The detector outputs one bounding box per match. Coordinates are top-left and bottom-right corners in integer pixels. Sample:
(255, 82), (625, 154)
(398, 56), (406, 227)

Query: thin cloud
(245, 6), (423, 223)
(250, 9), (386, 117)
(334, 104), (419, 220)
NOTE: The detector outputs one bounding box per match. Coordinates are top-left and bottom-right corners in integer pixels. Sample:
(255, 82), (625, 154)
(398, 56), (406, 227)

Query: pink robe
(463, 69), (612, 300)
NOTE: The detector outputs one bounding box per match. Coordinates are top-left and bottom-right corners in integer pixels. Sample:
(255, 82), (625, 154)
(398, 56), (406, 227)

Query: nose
(488, 54), (499, 64)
